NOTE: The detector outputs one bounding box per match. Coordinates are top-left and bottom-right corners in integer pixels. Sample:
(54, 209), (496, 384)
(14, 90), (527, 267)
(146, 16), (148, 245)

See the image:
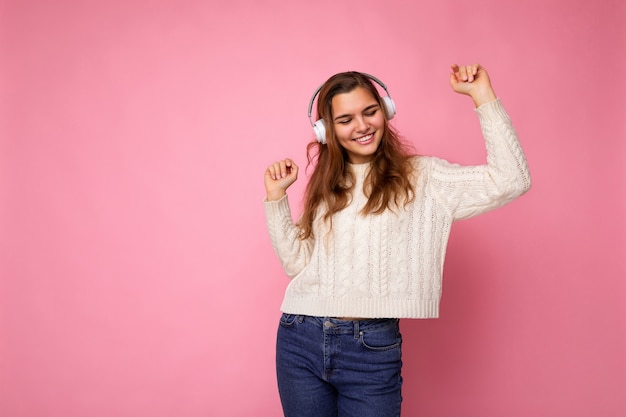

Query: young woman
(263, 64), (531, 417)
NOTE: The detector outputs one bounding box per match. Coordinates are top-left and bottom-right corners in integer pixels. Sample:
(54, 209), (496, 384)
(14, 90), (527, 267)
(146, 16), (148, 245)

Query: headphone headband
(307, 72), (396, 144)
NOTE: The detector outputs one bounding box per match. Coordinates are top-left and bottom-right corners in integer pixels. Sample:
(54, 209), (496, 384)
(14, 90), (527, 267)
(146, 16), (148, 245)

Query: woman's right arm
(264, 159), (314, 278)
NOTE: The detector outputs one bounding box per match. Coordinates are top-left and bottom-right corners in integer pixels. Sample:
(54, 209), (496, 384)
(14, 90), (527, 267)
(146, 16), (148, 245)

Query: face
(331, 86), (385, 164)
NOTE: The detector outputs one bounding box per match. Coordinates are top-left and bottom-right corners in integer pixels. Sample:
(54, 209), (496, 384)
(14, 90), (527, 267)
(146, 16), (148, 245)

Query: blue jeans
(276, 314), (403, 417)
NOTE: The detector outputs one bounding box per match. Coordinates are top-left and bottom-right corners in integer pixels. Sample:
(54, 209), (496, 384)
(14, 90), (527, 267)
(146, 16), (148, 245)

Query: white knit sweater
(264, 99), (531, 318)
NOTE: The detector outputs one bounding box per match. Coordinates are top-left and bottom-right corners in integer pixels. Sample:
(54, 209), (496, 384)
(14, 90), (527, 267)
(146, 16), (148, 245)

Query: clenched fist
(264, 158), (299, 201)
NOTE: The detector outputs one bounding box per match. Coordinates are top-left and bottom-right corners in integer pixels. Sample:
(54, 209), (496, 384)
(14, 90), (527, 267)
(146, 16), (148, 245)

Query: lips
(353, 133), (374, 143)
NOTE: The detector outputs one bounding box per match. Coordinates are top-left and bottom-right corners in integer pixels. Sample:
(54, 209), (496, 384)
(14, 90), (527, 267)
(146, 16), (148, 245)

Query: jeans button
(324, 320), (332, 328)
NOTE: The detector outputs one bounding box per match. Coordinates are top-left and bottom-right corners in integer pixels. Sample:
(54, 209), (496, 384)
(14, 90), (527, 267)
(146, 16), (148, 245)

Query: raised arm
(428, 64), (531, 220)
(264, 158), (314, 278)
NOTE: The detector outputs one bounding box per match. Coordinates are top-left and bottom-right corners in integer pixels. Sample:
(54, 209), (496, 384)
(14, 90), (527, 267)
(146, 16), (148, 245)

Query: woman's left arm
(429, 64), (531, 221)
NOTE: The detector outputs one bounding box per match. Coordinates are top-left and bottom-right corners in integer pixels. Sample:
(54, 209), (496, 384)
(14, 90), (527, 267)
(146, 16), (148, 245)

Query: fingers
(265, 158), (299, 199)
(449, 64), (495, 105)
(266, 159), (298, 181)
(450, 64), (481, 82)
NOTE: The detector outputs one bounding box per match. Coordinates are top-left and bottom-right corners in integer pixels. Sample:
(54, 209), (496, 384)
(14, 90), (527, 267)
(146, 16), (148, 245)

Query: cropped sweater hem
(281, 296), (440, 319)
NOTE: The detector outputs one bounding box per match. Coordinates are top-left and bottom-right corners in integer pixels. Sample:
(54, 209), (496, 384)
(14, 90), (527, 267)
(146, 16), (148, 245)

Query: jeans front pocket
(359, 321), (402, 352)
(278, 313), (299, 328)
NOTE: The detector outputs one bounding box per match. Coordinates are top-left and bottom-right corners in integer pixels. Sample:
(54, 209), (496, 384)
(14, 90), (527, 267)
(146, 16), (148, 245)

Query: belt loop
(353, 320), (360, 339)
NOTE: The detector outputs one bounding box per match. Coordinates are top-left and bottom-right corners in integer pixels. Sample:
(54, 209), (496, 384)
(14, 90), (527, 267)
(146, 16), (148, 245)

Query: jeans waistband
(292, 314), (399, 336)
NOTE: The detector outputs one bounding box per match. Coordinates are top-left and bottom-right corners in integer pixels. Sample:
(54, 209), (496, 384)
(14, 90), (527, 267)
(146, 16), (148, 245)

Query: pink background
(2, 0), (624, 416)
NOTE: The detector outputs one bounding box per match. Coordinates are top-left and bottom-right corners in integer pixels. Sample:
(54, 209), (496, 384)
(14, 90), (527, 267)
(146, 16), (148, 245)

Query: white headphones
(307, 73), (397, 144)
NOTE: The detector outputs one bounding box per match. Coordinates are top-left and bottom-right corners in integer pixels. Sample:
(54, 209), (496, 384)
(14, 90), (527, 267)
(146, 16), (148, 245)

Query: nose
(355, 116), (368, 132)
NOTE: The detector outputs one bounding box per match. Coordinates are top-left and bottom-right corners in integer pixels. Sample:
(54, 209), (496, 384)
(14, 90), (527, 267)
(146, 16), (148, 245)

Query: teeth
(355, 134), (372, 142)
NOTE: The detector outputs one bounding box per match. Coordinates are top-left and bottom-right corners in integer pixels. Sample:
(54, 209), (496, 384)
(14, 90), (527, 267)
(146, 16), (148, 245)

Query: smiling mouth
(354, 133), (374, 143)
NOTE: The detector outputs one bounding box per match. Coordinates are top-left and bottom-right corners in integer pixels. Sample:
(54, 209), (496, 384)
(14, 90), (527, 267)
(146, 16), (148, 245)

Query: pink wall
(1, 0), (624, 416)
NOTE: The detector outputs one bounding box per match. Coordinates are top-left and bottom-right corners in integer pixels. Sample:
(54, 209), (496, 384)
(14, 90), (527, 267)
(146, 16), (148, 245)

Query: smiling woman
(331, 87), (385, 164)
(2, 0), (624, 416)
(297, 72), (417, 239)
(263, 67), (531, 416)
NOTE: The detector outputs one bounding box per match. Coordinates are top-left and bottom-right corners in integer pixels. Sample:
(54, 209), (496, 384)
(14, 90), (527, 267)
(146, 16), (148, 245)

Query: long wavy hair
(297, 72), (416, 240)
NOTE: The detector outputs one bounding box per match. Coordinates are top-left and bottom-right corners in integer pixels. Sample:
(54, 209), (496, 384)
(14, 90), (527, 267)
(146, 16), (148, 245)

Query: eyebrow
(333, 104), (380, 122)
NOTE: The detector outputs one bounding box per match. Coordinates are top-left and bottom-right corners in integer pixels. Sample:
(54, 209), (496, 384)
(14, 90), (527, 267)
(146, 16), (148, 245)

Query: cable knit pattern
(264, 99), (531, 318)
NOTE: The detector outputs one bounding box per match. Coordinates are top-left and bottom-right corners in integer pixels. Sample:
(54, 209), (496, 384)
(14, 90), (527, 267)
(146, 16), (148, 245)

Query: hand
(449, 64), (497, 107)
(264, 158), (299, 201)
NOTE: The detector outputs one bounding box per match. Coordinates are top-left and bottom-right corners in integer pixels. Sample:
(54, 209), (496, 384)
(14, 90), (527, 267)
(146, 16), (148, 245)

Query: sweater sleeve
(428, 98), (531, 221)
(264, 195), (314, 278)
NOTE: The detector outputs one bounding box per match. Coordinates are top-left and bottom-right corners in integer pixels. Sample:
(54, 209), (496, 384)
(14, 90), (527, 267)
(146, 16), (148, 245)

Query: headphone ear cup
(313, 120), (327, 144)
(382, 96), (396, 120)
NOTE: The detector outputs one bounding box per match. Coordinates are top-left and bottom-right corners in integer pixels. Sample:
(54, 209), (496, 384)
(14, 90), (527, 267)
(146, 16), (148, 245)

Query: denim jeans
(276, 314), (403, 417)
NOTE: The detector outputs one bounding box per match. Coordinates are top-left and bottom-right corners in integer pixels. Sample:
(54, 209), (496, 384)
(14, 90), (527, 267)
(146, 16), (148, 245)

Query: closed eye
(333, 104), (380, 124)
